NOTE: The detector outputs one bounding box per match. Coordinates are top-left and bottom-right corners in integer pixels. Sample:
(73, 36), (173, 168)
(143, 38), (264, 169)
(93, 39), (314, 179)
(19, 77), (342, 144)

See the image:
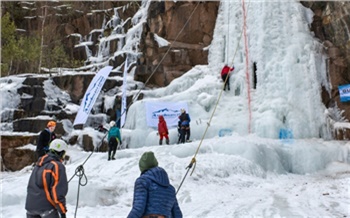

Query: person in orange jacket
(158, 115), (169, 145)
(221, 64), (235, 91)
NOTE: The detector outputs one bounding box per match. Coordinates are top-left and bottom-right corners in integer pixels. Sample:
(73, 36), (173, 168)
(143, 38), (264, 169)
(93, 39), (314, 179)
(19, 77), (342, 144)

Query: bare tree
(38, 3), (48, 72)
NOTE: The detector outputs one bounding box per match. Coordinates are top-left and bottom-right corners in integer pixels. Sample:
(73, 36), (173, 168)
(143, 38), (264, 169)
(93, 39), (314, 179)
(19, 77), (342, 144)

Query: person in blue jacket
(127, 151), (182, 218)
(179, 109), (191, 143)
(107, 120), (121, 161)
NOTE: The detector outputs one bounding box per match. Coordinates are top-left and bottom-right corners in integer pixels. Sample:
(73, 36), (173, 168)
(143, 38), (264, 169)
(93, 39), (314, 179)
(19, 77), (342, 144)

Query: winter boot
(159, 139), (163, 145)
(166, 138), (169, 145)
(111, 151), (116, 160)
(108, 150), (111, 161)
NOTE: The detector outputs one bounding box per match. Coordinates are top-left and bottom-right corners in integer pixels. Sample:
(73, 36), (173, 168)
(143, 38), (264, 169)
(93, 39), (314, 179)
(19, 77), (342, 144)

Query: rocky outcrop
(2, 1), (218, 86)
(1, 134), (73, 171)
(301, 2), (350, 139)
(1, 135), (37, 171)
(136, 1), (219, 87)
(1, 1), (219, 171)
(0, 74), (129, 171)
(2, 1), (138, 73)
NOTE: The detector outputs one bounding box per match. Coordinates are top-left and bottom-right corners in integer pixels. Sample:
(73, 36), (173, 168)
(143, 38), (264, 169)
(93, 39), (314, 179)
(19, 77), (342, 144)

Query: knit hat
(109, 120), (116, 127)
(139, 151), (158, 173)
(47, 121), (56, 127)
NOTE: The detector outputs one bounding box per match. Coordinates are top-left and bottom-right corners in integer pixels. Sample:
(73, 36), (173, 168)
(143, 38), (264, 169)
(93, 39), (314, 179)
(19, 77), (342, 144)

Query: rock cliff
(302, 2), (350, 138)
(0, 1), (219, 171)
(1, 1), (350, 171)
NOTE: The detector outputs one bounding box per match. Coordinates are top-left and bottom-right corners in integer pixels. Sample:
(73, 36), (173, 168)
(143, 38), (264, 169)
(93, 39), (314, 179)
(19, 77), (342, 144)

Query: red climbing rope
(242, 0), (252, 134)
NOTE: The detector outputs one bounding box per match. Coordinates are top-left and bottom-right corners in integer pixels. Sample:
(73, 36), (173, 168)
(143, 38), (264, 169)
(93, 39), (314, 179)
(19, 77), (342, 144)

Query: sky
(1, 0), (350, 218)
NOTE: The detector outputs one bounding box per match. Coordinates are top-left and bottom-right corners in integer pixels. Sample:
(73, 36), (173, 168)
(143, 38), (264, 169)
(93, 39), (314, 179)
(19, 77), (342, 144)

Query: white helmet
(109, 121), (116, 127)
(49, 139), (68, 152)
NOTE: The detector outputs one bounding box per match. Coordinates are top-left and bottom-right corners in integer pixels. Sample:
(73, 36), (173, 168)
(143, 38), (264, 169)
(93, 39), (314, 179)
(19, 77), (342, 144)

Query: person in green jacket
(107, 120), (121, 161)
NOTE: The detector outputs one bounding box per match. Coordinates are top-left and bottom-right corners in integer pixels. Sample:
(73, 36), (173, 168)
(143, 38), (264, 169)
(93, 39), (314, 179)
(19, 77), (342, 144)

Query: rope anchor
(176, 157), (196, 195)
(70, 164), (88, 218)
(186, 157), (196, 170)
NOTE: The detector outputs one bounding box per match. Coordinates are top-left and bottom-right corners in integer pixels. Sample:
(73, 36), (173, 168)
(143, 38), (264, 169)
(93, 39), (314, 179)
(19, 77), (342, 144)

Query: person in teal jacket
(107, 120), (121, 161)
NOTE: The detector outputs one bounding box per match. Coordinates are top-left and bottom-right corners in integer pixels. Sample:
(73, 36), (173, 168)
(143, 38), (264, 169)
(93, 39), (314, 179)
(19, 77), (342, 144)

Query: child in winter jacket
(158, 115), (169, 145)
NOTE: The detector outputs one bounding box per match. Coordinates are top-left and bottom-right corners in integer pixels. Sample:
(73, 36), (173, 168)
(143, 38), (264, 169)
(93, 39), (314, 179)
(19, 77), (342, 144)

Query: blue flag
(338, 84), (350, 102)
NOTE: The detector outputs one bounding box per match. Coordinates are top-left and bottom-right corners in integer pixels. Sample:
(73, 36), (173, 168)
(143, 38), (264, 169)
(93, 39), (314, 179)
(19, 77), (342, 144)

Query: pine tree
(1, 13), (42, 75)
(1, 13), (18, 76)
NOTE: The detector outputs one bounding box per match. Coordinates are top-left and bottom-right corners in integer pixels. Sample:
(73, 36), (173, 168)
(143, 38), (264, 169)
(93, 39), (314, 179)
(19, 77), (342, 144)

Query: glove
(156, 132), (159, 136)
(60, 214), (66, 218)
(166, 132), (169, 135)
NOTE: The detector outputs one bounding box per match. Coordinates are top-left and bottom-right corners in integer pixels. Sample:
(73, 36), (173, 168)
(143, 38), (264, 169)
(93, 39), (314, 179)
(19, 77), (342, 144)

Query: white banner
(145, 101), (188, 127)
(121, 58), (128, 128)
(73, 66), (113, 126)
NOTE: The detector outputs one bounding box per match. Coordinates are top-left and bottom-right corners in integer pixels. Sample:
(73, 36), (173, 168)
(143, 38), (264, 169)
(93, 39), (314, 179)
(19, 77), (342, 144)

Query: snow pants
(222, 74), (230, 91)
(180, 125), (190, 143)
(108, 137), (119, 160)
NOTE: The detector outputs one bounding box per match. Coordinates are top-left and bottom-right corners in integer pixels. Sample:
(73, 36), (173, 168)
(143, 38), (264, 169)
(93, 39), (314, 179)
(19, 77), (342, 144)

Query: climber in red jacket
(221, 64), (235, 91)
(158, 115), (169, 145)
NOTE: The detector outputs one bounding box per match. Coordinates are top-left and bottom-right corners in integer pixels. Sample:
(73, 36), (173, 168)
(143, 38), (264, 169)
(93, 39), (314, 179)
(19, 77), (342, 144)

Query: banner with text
(73, 66), (113, 126)
(339, 84), (350, 102)
(120, 58), (128, 128)
(145, 101), (188, 127)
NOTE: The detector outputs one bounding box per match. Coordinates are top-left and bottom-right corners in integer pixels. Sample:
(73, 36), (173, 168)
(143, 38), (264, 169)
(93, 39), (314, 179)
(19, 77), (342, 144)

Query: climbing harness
(176, 0), (251, 194)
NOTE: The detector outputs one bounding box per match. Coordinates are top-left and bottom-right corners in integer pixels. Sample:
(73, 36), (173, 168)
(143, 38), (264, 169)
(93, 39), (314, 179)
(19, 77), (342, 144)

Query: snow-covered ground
(2, 135), (350, 217)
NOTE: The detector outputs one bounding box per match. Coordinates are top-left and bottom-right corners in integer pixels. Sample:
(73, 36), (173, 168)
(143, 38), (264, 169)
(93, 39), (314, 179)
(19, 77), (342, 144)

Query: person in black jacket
(179, 109), (191, 143)
(26, 139), (68, 218)
(177, 120), (182, 144)
(36, 121), (57, 159)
